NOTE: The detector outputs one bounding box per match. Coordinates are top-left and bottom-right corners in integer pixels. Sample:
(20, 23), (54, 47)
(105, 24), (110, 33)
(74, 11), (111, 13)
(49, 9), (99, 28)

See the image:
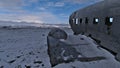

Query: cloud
(59, 14), (69, 18)
(0, 13), (42, 23)
(55, 2), (65, 7)
(0, 0), (27, 13)
(27, 0), (38, 3)
(0, 0), (67, 24)
(47, 2), (65, 7)
(38, 7), (46, 11)
(0, 0), (40, 12)
(38, 12), (66, 24)
(0, 0), (103, 25)
(47, 2), (54, 7)
(0, 0), (23, 9)
(63, 0), (103, 4)
(18, 15), (43, 23)
(0, 12), (67, 24)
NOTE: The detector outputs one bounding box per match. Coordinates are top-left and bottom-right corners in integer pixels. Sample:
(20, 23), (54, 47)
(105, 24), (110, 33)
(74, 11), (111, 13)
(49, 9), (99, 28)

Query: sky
(0, 0), (103, 24)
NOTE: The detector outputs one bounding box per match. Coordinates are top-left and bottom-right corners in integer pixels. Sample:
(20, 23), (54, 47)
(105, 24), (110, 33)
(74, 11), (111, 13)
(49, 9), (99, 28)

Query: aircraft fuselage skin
(69, 0), (120, 61)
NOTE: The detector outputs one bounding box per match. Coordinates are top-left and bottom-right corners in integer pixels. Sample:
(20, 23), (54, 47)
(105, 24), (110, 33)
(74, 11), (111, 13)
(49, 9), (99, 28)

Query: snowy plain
(0, 27), (120, 68)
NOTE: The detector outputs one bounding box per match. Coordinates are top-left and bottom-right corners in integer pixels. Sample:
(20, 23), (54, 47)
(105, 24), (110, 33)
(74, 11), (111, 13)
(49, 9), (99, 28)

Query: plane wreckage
(47, 0), (120, 67)
(69, 0), (120, 61)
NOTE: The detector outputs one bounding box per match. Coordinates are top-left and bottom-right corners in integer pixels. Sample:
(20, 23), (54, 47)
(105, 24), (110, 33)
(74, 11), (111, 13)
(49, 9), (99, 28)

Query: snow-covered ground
(0, 27), (120, 68)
